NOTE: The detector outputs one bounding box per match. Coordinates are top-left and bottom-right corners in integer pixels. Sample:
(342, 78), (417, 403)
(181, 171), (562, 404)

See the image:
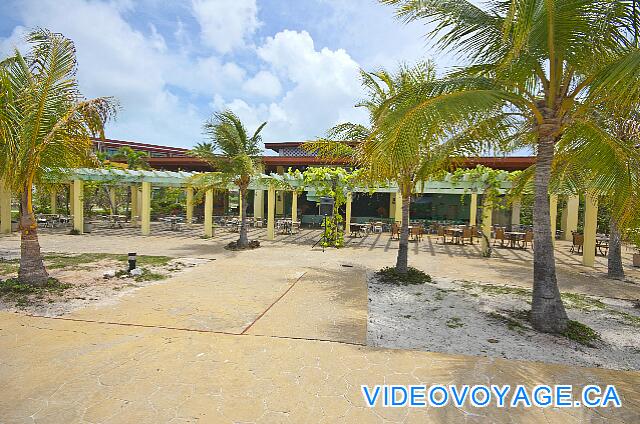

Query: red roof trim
(92, 137), (190, 154)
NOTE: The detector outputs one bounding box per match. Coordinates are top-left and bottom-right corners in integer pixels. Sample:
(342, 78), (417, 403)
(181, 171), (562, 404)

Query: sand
(367, 273), (640, 371)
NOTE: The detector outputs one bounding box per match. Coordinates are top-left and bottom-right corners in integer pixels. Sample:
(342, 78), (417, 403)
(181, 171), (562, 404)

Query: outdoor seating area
(35, 213), (73, 229)
(571, 230), (610, 256)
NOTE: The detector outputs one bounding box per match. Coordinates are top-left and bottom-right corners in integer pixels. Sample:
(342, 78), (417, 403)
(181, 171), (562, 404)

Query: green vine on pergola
(272, 167), (365, 248)
(448, 165), (523, 208)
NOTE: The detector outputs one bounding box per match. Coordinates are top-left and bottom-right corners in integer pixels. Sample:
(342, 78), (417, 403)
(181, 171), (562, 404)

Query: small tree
(190, 110), (266, 249)
(0, 29), (116, 285)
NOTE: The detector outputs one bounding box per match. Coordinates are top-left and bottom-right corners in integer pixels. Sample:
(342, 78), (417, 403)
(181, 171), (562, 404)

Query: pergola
(0, 168), (600, 266)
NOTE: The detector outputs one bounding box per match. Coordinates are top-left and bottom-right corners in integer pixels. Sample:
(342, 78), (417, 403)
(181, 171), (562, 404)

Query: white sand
(367, 273), (640, 370)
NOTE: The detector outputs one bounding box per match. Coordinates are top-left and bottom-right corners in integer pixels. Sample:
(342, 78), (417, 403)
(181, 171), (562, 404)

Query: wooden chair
(460, 227), (474, 245)
(437, 226), (447, 244)
(391, 223), (400, 240)
(410, 226), (423, 242)
(493, 227), (506, 247)
(570, 232), (584, 254)
(520, 231), (534, 250)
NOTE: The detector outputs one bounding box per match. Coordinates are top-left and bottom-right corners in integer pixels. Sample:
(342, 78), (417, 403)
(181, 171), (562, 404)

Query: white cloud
(191, 0), (260, 54)
(242, 70), (282, 98)
(229, 30), (368, 143)
(0, 0), (250, 147)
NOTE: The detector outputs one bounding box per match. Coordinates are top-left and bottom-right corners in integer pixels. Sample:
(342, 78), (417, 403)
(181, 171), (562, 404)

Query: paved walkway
(1, 233), (639, 422)
(2, 227), (639, 300)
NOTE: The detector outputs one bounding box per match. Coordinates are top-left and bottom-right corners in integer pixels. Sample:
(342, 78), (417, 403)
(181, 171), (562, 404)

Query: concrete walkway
(1, 236), (639, 422)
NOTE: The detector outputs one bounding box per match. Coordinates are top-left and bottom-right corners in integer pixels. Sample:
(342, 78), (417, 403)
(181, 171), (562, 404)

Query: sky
(0, 0), (462, 151)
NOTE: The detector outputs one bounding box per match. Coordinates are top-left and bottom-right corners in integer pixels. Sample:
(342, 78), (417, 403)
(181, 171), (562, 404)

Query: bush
(376, 267), (432, 285)
(562, 320), (601, 347)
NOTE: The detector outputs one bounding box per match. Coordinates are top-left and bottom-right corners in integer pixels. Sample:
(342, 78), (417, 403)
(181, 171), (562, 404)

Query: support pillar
(480, 198), (492, 256)
(50, 189), (57, 215)
(72, 179), (84, 234)
(267, 184), (275, 240)
(511, 197), (521, 226)
(204, 189), (213, 238)
(389, 192), (395, 219)
(130, 185), (139, 225)
(276, 191), (284, 216)
(0, 181), (11, 234)
(549, 194), (558, 246)
(583, 190), (598, 267)
(109, 187), (117, 215)
(141, 181), (151, 236)
(345, 192), (352, 235)
(291, 191), (298, 223)
(564, 195), (579, 241)
(469, 192), (478, 227)
(254, 189), (264, 219)
(186, 187), (194, 225)
(69, 182), (75, 216)
(394, 191), (402, 224)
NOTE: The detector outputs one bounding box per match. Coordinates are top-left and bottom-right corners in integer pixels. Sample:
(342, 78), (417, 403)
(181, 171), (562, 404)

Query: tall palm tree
(549, 109), (640, 281)
(381, 0), (640, 333)
(307, 63), (505, 273)
(0, 29), (116, 286)
(190, 110), (265, 248)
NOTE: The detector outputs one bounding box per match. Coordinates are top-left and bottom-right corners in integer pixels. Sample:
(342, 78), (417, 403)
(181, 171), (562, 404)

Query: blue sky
(0, 0), (460, 151)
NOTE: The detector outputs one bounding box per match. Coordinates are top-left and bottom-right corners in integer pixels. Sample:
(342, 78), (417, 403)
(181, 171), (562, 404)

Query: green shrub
(562, 320), (601, 347)
(376, 267), (431, 285)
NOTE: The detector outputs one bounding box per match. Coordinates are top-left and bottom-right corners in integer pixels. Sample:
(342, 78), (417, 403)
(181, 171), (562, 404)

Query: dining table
(349, 223), (370, 237)
(444, 226), (464, 244)
(504, 231), (526, 248)
(596, 234), (610, 256)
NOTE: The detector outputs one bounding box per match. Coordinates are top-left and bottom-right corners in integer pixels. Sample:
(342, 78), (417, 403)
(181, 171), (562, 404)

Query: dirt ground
(0, 254), (210, 315)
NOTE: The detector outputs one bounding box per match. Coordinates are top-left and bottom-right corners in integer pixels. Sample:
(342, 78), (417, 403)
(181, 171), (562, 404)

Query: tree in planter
(381, 0), (640, 333)
(0, 29), (116, 285)
(190, 110), (266, 248)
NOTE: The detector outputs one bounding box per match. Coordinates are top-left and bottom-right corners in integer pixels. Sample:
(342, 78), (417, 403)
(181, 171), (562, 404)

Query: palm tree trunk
(18, 183), (49, 286)
(607, 217), (625, 280)
(395, 192), (411, 274)
(238, 187), (249, 247)
(530, 132), (568, 333)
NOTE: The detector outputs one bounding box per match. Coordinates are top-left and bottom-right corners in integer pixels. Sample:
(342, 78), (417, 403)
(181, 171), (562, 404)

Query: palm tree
(549, 109), (640, 281)
(307, 63), (502, 273)
(109, 146), (150, 170)
(0, 29), (116, 286)
(381, 0), (640, 333)
(190, 111), (266, 248)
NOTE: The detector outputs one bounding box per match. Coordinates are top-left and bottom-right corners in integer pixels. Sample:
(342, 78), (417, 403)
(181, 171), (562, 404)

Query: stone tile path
(0, 234), (639, 423)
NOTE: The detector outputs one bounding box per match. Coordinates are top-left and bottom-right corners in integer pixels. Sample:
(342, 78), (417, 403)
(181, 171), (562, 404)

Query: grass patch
(375, 267), (431, 285)
(487, 311), (528, 334)
(434, 290), (447, 301)
(133, 269), (167, 283)
(560, 292), (606, 311)
(608, 310), (640, 328)
(0, 258), (19, 275)
(476, 284), (531, 297)
(562, 320), (601, 347)
(0, 278), (72, 308)
(446, 317), (464, 328)
(42, 253), (173, 269)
